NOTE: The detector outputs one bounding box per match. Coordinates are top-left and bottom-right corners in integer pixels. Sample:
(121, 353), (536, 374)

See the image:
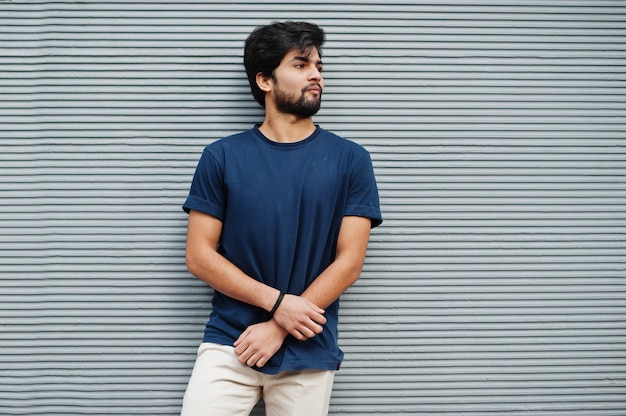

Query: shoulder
(206, 129), (255, 151)
(200, 128), (257, 160)
(317, 127), (371, 158)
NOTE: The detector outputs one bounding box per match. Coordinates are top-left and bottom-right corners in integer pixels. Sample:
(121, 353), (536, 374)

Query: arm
(272, 215), (372, 334)
(185, 209), (325, 329)
(234, 215), (373, 368)
(304, 215), (372, 306)
(186, 209), (277, 311)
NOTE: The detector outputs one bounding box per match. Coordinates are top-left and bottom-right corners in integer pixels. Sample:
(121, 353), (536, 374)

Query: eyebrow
(291, 56), (323, 66)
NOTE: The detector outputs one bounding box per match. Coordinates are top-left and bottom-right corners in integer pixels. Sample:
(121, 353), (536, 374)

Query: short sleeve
(182, 146), (226, 221)
(345, 150), (383, 228)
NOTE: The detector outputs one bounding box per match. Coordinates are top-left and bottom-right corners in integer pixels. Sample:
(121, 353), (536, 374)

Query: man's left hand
(233, 319), (288, 368)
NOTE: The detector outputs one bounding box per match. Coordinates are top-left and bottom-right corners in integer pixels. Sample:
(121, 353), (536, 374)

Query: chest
(224, 146), (349, 215)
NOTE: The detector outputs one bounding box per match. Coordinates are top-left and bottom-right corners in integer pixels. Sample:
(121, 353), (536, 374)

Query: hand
(272, 294), (326, 341)
(234, 319), (288, 368)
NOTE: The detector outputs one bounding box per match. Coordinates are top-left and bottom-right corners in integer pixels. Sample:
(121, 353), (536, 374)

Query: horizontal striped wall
(1, 1), (625, 415)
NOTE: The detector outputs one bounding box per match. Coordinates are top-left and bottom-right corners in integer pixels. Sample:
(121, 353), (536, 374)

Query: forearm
(301, 254), (364, 309)
(232, 243), (366, 365)
(187, 247), (279, 312)
(302, 216), (371, 308)
(272, 216), (371, 338)
(186, 210), (279, 313)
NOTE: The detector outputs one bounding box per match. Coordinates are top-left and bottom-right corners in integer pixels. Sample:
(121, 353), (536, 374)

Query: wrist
(269, 317), (289, 337)
(261, 287), (281, 312)
(269, 291), (285, 316)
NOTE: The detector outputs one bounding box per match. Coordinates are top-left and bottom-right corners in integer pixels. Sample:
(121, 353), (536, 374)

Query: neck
(258, 110), (317, 143)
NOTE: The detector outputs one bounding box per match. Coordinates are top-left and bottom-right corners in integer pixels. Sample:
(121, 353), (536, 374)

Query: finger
(234, 327), (251, 348)
(311, 322), (324, 334)
(247, 352), (264, 367)
(290, 328), (307, 341)
(301, 318), (323, 336)
(310, 311), (327, 325)
(306, 300), (325, 315)
(238, 349), (251, 364)
(234, 344), (246, 356)
(298, 325), (315, 339)
(234, 337), (249, 355)
(256, 355), (269, 368)
(302, 330), (318, 340)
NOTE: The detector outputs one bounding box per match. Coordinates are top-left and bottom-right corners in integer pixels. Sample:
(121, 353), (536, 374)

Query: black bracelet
(269, 291), (285, 316)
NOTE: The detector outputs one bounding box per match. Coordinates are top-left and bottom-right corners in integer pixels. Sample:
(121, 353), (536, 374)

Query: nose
(309, 66), (322, 81)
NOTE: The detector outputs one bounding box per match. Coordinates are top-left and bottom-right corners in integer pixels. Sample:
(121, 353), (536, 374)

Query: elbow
(343, 257), (365, 286)
(185, 246), (203, 278)
(350, 264), (364, 284)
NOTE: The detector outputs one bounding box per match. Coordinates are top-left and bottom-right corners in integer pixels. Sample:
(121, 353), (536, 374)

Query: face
(268, 47), (324, 118)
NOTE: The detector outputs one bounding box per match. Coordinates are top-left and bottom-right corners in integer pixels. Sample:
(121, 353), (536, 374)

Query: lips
(306, 84), (322, 95)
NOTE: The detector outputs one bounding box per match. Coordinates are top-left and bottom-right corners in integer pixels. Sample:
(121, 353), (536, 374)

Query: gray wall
(1, 1), (625, 415)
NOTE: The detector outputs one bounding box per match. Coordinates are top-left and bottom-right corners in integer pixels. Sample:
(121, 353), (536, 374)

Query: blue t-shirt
(183, 125), (382, 374)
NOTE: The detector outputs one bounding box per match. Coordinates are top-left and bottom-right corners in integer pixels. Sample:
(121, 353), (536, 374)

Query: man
(180, 21), (382, 416)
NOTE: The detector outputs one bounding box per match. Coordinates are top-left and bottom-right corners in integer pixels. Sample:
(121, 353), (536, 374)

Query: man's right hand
(272, 294), (326, 341)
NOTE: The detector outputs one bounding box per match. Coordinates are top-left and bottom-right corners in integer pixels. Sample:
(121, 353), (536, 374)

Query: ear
(256, 72), (272, 93)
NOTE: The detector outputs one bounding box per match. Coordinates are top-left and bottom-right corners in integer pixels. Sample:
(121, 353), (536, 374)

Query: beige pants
(181, 343), (335, 416)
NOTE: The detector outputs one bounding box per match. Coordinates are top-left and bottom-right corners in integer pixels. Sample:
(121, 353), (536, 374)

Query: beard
(274, 83), (322, 119)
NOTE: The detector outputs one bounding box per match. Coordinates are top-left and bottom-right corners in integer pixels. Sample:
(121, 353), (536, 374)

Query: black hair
(244, 21), (325, 107)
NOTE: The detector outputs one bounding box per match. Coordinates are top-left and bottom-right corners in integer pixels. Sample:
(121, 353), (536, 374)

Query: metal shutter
(1, 1), (624, 415)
